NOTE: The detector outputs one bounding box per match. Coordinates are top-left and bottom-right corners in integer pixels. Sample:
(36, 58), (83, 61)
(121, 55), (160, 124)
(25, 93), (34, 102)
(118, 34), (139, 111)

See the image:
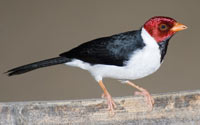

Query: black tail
(6, 57), (70, 76)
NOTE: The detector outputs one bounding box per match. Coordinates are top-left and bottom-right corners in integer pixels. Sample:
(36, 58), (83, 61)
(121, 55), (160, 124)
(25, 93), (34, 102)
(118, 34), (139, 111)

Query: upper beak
(171, 22), (188, 32)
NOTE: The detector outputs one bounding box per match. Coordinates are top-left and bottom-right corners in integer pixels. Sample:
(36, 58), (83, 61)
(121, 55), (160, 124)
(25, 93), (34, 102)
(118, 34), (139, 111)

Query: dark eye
(159, 24), (168, 31)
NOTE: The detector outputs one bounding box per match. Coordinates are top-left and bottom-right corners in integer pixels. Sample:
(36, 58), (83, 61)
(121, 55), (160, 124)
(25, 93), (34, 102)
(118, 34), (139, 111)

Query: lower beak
(171, 22), (187, 32)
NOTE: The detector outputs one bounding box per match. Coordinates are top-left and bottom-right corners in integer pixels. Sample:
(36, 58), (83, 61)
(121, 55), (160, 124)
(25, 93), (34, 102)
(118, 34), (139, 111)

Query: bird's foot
(134, 88), (154, 111)
(101, 93), (117, 115)
(125, 81), (154, 111)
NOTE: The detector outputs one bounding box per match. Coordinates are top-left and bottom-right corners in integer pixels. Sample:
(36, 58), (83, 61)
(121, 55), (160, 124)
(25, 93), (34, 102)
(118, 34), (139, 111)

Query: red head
(144, 16), (187, 42)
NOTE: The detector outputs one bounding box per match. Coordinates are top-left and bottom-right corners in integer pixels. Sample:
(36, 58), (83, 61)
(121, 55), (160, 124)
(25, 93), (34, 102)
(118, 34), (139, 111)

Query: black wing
(60, 29), (145, 66)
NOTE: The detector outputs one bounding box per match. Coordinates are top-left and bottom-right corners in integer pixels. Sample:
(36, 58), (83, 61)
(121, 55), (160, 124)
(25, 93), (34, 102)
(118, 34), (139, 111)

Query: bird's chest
(124, 44), (161, 80)
(120, 27), (162, 80)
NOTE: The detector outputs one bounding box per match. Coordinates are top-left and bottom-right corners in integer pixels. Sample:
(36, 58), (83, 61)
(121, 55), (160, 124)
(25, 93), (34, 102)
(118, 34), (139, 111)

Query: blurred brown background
(0, 0), (199, 102)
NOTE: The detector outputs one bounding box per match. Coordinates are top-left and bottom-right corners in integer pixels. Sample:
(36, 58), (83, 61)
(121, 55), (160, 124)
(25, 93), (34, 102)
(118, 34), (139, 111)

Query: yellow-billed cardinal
(6, 16), (187, 113)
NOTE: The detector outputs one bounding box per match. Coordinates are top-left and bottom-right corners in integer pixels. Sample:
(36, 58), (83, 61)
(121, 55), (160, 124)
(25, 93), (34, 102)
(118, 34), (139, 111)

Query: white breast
(65, 28), (161, 82)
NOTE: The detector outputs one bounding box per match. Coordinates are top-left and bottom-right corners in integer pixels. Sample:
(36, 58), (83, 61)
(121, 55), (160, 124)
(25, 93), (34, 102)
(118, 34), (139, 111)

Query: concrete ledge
(1, 90), (200, 124)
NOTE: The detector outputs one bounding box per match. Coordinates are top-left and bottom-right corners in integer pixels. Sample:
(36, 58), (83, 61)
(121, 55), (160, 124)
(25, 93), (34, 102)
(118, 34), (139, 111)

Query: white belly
(65, 28), (161, 81)
(65, 48), (160, 81)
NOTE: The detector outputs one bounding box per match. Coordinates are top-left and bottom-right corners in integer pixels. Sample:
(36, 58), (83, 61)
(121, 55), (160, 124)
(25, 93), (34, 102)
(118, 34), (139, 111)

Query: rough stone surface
(0, 90), (200, 125)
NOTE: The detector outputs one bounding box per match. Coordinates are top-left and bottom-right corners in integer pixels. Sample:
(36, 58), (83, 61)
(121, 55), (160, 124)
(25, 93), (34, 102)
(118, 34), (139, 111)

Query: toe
(134, 90), (154, 111)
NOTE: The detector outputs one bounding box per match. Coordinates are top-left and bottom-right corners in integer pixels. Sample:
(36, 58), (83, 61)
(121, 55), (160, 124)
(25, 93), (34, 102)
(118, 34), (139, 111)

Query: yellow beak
(171, 22), (187, 32)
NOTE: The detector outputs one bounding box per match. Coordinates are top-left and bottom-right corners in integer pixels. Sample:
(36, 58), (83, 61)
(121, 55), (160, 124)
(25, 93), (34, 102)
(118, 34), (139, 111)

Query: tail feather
(6, 57), (70, 76)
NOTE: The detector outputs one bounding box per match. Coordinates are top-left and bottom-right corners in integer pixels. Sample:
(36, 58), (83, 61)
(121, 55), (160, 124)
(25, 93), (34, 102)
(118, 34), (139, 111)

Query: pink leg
(99, 80), (117, 114)
(126, 81), (154, 111)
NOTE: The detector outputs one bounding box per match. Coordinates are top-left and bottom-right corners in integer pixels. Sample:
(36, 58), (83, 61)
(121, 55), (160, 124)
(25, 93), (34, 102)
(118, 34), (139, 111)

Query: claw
(103, 92), (117, 114)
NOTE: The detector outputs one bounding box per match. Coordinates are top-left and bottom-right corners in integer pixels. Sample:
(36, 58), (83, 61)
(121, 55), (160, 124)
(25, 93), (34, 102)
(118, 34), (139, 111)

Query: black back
(60, 30), (145, 66)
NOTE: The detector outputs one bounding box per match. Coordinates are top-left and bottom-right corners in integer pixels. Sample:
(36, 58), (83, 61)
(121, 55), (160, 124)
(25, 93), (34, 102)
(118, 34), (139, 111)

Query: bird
(6, 16), (187, 114)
